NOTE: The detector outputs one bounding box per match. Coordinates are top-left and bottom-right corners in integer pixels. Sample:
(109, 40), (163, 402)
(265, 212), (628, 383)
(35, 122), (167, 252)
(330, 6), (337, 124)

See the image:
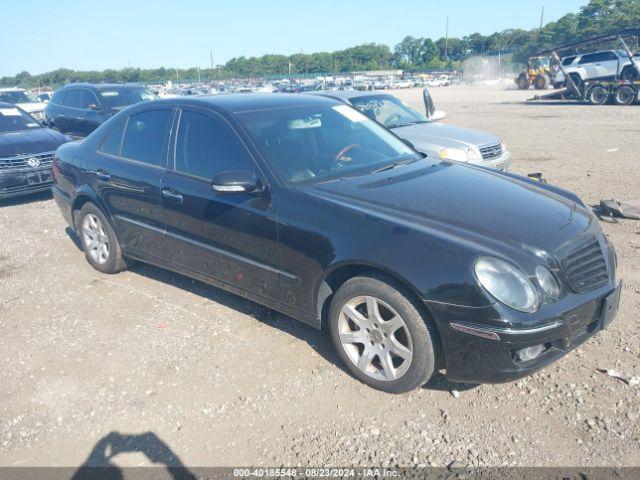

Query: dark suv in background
(44, 83), (156, 137)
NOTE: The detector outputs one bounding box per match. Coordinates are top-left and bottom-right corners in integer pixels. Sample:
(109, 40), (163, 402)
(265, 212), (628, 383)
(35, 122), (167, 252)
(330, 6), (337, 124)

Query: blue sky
(0, 0), (587, 76)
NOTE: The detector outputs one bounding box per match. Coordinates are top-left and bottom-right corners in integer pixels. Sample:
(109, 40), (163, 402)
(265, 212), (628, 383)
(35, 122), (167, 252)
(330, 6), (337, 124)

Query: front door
(160, 108), (279, 300)
(90, 107), (175, 261)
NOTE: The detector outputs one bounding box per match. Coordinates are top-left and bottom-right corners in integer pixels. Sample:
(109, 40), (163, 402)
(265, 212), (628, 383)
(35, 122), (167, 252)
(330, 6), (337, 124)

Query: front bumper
(427, 281), (621, 384)
(0, 167), (53, 199)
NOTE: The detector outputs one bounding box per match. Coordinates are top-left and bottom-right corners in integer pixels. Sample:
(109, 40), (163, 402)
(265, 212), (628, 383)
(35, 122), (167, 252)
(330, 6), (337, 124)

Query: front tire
(328, 275), (437, 393)
(77, 202), (128, 274)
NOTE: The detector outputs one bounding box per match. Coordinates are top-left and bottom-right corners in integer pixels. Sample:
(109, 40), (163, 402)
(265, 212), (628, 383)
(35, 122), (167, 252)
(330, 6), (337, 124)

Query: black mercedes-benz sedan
(51, 94), (621, 393)
(0, 102), (70, 199)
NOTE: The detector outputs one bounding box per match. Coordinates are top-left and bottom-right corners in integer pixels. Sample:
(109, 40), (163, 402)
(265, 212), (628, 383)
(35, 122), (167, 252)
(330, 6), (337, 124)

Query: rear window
(99, 119), (126, 156)
(120, 109), (173, 166)
(51, 90), (65, 104)
(98, 87), (157, 110)
(562, 56), (576, 66)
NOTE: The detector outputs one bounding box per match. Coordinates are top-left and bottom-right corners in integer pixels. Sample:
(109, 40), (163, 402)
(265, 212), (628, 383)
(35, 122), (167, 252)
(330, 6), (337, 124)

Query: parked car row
(41, 92), (619, 393)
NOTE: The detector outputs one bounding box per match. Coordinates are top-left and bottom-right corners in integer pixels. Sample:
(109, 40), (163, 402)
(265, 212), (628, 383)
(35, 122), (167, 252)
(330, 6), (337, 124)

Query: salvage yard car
(556, 50), (640, 88)
(44, 83), (157, 137)
(0, 87), (47, 123)
(0, 102), (70, 199)
(313, 89), (510, 170)
(52, 94), (620, 393)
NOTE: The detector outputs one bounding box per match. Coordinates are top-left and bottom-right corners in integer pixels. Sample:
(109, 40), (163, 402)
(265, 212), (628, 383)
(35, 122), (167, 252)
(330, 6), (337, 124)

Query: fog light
(515, 344), (545, 362)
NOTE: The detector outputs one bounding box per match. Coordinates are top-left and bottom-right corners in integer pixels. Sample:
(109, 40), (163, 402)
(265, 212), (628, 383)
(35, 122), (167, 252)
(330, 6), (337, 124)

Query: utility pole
(539, 6), (545, 30)
(445, 16), (449, 61)
(210, 50), (214, 80)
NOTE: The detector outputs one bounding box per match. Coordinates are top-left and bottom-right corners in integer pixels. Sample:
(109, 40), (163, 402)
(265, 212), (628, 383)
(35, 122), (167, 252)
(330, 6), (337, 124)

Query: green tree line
(2, 0), (639, 88)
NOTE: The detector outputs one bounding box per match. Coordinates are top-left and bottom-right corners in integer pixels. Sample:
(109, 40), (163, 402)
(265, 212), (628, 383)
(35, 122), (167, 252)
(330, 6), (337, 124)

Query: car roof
(137, 93), (340, 114)
(0, 87), (26, 92)
(60, 83), (146, 91)
(310, 90), (394, 102)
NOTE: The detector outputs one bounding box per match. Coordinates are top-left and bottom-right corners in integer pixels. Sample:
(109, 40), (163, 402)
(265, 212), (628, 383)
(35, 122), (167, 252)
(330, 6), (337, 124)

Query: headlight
(466, 148), (481, 163)
(439, 148), (469, 162)
(501, 141), (507, 153)
(535, 266), (561, 300)
(475, 257), (540, 313)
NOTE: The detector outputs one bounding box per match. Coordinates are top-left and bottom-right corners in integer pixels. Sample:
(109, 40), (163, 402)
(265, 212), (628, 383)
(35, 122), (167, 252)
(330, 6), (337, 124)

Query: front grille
(479, 143), (503, 160)
(0, 151), (54, 170)
(559, 239), (609, 293)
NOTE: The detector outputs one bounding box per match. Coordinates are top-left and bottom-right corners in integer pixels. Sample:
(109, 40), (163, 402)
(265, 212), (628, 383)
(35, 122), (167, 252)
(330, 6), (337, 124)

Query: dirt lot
(0, 86), (639, 470)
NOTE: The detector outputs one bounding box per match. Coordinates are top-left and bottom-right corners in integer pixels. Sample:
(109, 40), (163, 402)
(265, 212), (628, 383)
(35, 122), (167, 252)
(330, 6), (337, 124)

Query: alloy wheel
(82, 213), (110, 265)
(338, 295), (413, 381)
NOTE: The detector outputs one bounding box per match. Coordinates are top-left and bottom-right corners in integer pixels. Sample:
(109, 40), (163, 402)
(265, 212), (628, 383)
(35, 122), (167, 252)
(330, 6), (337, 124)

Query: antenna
(539, 6), (545, 30)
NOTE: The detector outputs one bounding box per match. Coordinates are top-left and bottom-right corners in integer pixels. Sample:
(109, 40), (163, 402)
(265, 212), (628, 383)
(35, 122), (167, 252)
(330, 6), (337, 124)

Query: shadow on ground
(64, 227), (478, 394)
(0, 190), (52, 208)
(71, 431), (195, 480)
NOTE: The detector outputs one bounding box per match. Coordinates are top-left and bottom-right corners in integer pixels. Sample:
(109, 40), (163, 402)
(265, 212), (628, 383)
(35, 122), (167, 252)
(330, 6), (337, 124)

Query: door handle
(161, 188), (183, 204)
(95, 170), (111, 181)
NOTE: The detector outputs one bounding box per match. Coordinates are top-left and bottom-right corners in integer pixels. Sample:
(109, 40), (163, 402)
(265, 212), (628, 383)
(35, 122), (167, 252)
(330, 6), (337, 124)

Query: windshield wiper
(388, 120), (428, 128)
(371, 157), (419, 174)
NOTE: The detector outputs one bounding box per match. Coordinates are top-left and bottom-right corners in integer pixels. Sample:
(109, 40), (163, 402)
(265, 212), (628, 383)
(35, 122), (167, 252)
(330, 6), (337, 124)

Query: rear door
(77, 89), (106, 137)
(57, 89), (83, 134)
(160, 107), (279, 300)
(90, 107), (175, 261)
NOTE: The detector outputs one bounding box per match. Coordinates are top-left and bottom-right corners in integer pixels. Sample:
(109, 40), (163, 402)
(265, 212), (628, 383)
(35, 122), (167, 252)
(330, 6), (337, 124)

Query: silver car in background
(314, 88), (511, 170)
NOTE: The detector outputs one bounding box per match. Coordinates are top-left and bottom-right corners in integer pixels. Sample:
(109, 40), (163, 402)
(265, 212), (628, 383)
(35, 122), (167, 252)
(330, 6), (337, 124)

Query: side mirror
(212, 170), (262, 194)
(430, 110), (446, 122)
(86, 103), (101, 111)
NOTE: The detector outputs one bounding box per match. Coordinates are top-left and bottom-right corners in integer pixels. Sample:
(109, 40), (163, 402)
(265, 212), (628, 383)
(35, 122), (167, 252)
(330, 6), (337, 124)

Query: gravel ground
(0, 86), (638, 469)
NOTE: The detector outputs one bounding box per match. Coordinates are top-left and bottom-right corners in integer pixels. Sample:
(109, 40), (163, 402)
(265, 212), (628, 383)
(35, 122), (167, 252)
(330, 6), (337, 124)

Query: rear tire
(587, 85), (610, 105)
(328, 274), (437, 393)
(77, 202), (128, 274)
(613, 85), (636, 105)
(517, 74), (530, 90)
(534, 74), (550, 90)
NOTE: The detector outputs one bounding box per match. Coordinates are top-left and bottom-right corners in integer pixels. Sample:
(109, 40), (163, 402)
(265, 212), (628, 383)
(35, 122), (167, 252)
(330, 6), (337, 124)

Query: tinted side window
(174, 110), (256, 179)
(99, 119), (126, 156)
(51, 91), (65, 104)
(602, 51), (618, 61)
(63, 89), (83, 108)
(80, 90), (100, 109)
(562, 56), (576, 66)
(121, 109), (173, 166)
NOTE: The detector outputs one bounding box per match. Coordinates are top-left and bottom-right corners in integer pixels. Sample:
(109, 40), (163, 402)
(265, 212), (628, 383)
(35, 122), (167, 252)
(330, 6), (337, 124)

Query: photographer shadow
(71, 431), (195, 480)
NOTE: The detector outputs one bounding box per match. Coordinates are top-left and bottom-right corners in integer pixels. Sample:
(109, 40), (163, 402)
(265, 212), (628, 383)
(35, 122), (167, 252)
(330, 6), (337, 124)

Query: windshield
(236, 103), (423, 185)
(349, 95), (429, 129)
(0, 90), (39, 104)
(97, 87), (157, 110)
(0, 106), (41, 132)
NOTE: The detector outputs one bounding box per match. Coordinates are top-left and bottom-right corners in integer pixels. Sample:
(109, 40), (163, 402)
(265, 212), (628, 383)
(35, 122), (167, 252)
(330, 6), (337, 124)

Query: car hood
(392, 122), (501, 153)
(16, 102), (46, 113)
(0, 128), (69, 157)
(304, 160), (593, 257)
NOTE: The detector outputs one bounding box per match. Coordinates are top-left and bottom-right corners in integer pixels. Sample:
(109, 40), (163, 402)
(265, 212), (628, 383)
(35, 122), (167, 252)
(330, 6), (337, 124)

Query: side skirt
(123, 251), (322, 330)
